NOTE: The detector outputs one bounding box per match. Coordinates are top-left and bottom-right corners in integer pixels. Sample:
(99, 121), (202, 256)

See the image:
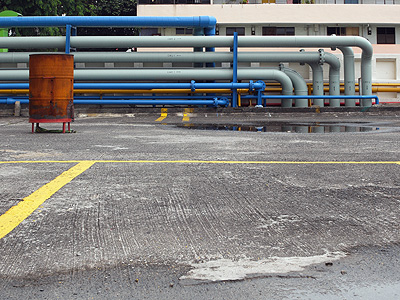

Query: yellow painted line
(1, 160), (400, 165)
(182, 108), (194, 122)
(0, 161), (95, 239)
(95, 160), (400, 165)
(3, 160), (400, 165)
(155, 108), (168, 122)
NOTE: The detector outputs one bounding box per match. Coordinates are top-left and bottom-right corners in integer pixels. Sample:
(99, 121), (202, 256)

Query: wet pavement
(0, 107), (400, 299)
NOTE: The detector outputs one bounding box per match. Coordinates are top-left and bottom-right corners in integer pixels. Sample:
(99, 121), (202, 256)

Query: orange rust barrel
(29, 54), (74, 132)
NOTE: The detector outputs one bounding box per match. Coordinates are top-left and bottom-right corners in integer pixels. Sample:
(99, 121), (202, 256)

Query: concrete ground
(0, 106), (400, 299)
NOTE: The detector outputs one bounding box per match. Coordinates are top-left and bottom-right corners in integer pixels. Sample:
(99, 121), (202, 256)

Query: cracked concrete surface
(0, 111), (400, 299)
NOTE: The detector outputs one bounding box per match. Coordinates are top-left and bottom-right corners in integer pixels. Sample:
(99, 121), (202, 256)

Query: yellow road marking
(155, 108), (168, 122)
(1, 160), (400, 165)
(0, 161), (95, 239)
(0, 159), (397, 239)
(182, 108), (194, 122)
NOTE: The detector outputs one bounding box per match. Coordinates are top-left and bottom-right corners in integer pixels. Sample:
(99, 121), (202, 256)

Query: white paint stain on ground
(180, 252), (346, 282)
(93, 145), (129, 151)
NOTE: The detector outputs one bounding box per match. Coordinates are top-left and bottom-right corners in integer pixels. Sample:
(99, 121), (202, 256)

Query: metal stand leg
(62, 122), (66, 133)
(32, 123), (34, 133)
(68, 122), (70, 132)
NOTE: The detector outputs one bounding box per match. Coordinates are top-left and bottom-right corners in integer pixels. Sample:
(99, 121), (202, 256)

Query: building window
(327, 27), (359, 36)
(226, 27), (245, 36)
(140, 28), (160, 36)
(176, 28), (193, 35)
(344, 0), (358, 3)
(377, 27), (395, 44)
(262, 27), (295, 36)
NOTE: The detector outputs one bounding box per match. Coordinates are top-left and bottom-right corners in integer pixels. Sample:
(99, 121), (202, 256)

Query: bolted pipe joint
(318, 49), (325, 65)
(213, 97), (229, 107)
(247, 80), (255, 91)
(190, 80), (196, 92)
(299, 49), (306, 66)
(254, 80), (266, 92)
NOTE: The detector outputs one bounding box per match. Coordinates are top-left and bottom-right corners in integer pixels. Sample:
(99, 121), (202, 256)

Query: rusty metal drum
(29, 54), (74, 129)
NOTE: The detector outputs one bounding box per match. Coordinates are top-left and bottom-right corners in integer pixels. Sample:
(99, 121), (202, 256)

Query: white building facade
(138, 2), (400, 102)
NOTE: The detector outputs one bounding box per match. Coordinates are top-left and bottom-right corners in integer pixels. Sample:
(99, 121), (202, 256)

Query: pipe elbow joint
(354, 36), (373, 58)
(198, 16), (217, 29)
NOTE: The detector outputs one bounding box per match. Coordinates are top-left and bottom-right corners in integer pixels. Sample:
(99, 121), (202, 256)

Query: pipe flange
(213, 98), (219, 107)
(248, 80), (254, 91)
(190, 80), (196, 92)
(255, 80), (266, 91)
(298, 49), (306, 65)
(220, 97), (229, 107)
(318, 49), (325, 65)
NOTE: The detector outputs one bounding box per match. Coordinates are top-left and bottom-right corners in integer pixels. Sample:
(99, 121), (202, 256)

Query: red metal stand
(30, 118), (72, 133)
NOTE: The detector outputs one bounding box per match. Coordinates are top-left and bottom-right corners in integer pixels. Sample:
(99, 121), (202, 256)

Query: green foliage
(0, 0), (137, 36)
(79, 0), (138, 36)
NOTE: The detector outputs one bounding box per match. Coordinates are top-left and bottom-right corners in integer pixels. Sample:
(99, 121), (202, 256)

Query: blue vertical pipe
(193, 28), (204, 68)
(65, 24), (72, 54)
(257, 90), (263, 107)
(232, 32), (238, 108)
(204, 26), (216, 68)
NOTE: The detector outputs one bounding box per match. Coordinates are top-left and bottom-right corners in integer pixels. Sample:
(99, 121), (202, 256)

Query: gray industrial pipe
(0, 50), (339, 95)
(278, 65), (308, 107)
(308, 62), (324, 106)
(239, 36), (372, 106)
(338, 46), (356, 106)
(0, 68), (293, 98)
(0, 35), (371, 105)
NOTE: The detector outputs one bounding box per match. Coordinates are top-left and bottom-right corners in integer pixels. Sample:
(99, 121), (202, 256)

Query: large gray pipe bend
(237, 51), (340, 106)
(278, 65), (308, 107)
(0, 36), (370, 96)
(238, 36), (372, 106)
(338, 46), (356, 106)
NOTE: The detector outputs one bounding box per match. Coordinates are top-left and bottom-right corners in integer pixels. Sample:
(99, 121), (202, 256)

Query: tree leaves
(0, 0), (137, 36)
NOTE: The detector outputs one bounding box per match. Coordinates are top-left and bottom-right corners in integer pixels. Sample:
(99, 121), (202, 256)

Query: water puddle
(175, 122), (381, 133)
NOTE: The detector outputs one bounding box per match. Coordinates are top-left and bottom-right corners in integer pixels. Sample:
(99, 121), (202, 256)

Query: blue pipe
(204, 25), (216, 67)
(1, 95), (230, 101)
(0, 81), (265, 91)
(0, 16), (217, 29)
(65, 24), (72, 54)
(232, 32), (238, 108)
(0, 97), (229, 107)
(241, 95), (380, 105)
(0, 83), (28, 89)
(73, 96), (229, 100)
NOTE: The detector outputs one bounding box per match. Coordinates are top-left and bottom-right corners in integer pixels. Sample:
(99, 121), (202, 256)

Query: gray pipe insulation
(0, 50), (340, 104)
(338, 46), (356, 106)
(0, 67), (293, 92)
(0, 35), (370, 105)
(278, 65), (308, 107)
